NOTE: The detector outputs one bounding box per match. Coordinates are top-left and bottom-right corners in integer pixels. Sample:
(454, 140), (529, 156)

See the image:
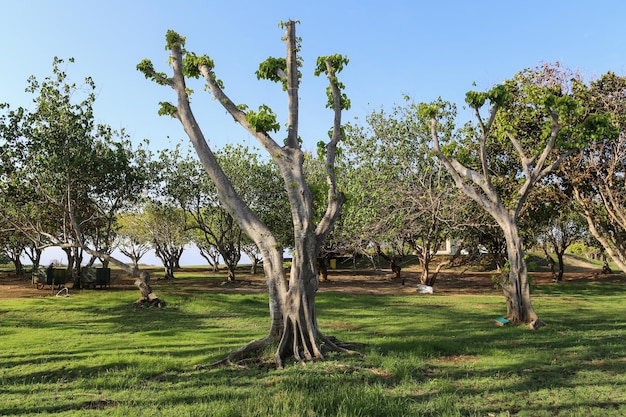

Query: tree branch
(198, 64), (285, 158)
(284, 20), (299, 149)
(316, 59), (346, 242)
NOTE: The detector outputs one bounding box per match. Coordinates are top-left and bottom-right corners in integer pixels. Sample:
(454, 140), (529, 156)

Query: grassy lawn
(1, 273), (625, 416)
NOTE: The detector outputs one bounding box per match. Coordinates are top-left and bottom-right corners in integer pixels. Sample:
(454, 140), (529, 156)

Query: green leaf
(245, 105), (280, 133)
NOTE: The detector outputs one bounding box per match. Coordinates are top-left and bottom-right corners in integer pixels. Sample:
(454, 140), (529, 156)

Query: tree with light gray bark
(138, 21), (350, 367)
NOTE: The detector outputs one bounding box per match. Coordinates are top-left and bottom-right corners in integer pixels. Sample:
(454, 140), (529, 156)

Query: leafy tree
(423, 64), (609, 327)
(156, 144), (287, 281)
(344, 102), (470, 286)
(116, 211), (153, 274)
(157, 146), (242, 281)
(0, 228), (27, 277)
(523, 182), (588, 280)
(82, 130), (150, 269)
(0, 58), (160, 301)
(140, 201), (189, 279)
(563, 71), (626, 272)
(138, 21), (348, 366)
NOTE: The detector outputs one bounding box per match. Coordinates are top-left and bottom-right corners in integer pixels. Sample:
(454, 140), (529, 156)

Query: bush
(566, 242), (591, 256)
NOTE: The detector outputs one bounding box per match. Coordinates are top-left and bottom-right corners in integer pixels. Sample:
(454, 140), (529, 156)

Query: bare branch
(316, 59), (346, 242)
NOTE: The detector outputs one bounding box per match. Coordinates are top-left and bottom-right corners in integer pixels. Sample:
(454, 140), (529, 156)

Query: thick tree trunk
(276, 236), (323, 367)
(134, 271), (166, 308)
(11, 257), (25, 278)
(500, 223), (544, 328)
(420, 265), (430, 286)
(420, 259), (432, 286)
(259, 248), (287, 339)
(162, 261), (175, 280)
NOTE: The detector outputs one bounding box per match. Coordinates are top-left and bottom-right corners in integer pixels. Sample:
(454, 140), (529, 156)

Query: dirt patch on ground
(0, 263), (622, 299)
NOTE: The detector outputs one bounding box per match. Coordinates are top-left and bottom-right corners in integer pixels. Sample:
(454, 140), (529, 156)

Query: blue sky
(3, 0), (626, 265)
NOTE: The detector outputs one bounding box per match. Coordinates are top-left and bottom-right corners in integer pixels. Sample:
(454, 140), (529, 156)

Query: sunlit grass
(1, 272), (625, 416)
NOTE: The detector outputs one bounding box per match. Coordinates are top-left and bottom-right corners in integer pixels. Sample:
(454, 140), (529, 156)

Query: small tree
(344, 102), (470, 286)
(116, 211), (152, 274)
(141, 201), (189, 279)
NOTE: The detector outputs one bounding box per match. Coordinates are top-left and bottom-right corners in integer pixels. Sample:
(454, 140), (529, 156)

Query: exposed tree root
(199, 336), (276, 369)
(133, 295), (166, 308)
(318, 333), (364, 357)
(133, 274), (165, 307)
(201, 332), (363, 370)
(529, 318), (546, 330)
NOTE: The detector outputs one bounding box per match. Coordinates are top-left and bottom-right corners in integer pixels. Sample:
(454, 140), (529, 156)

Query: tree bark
(556, 251), (565, 281)
(276, 236), (323, 367)
(499, 220), (543, 328)
(226, 264), (236, 282)
(420, 264), (430, 286)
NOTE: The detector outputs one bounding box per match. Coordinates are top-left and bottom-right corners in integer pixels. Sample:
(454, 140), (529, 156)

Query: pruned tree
(138, 21), (349, 366)
(423, 64), (611, 327)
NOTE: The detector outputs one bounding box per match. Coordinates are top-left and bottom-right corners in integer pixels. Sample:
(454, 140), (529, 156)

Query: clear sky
(3, 0), (626, 266)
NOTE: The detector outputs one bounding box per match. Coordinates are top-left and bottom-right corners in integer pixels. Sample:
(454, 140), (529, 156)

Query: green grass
(1, 276), (625, 416)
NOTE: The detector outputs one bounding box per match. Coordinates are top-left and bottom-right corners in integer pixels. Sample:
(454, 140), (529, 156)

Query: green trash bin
(329, 259), (337, 269)
(95, 268), (111, 288)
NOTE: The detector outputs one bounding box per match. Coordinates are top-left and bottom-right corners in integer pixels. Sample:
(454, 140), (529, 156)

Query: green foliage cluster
(245, 105), (280, 133)
(256, 57), (288, 89)
(315, 54), (351, 110)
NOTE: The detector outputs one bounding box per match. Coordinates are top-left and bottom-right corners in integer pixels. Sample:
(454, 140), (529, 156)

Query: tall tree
(0, 58), (160, 301)
(423, 64), (609, 327)
(138, 22), (349, 366)
(564, 72), (626, 272)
